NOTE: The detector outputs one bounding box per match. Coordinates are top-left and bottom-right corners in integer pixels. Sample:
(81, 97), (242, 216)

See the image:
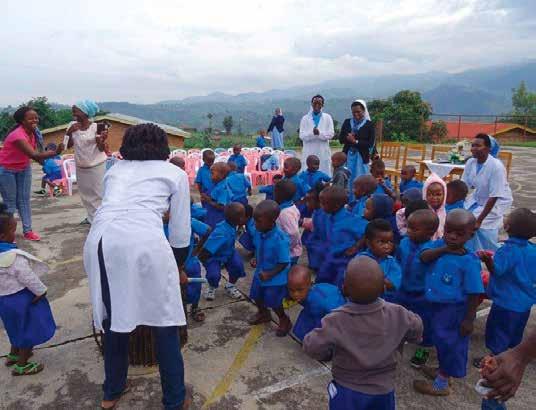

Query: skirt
(347, 150), (369, 202)
(77, 162), (105, 223)
(0, 288), (56, 348)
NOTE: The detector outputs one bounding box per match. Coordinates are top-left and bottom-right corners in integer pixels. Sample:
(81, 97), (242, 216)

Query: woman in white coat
(462, 133), (513, 251)
(299, 95), (335, 176)
(83, 124), (192, 409)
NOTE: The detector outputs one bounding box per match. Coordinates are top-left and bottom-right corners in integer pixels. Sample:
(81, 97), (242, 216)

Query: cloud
(0, 0), (535, 105)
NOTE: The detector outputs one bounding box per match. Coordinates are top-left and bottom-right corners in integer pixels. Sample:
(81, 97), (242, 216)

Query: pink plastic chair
(62, 159), (77, 196)
(248, 156), (268, 188)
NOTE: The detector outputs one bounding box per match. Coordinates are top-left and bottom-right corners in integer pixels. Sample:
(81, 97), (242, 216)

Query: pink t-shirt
(277, 205), (302, 258)
(0, 126), (36, 171)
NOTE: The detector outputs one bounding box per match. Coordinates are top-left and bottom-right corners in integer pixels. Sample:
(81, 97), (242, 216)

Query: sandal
(5, 354), (19, 367)
(191, 309), (206, 322)
(101, 382), (131, 409)
(12, 362), (44, 376)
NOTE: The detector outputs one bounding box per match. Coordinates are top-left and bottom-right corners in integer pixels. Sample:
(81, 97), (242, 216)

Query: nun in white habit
(83, 123), (191, 409)
(299, 95), (335, 176)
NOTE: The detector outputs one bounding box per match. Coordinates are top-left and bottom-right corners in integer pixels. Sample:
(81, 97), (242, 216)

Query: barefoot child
(0, 205), (56, 375)
(195, 150), (215, 208)
(303, 255), (423, 409)
(445, 180), (468, 213)
(348, 175), (378, 218)
(283, 157), (310, 205)
(199, 203), (246, 301)
(204, 163), (232, 228)
(274, 179), (302, 265)
(287, 265), (345, 342)
(423, 173), (447, 240)
(249, 200), (292, 336)
(299, 155), (331, 190)
(227, 162), (252, 206)
(413, 209), (484, 396)
(227, 144), (247, 173)
(400, 165), (423, 193)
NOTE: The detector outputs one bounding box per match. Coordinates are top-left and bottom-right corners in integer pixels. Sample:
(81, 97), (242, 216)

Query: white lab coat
(462, 156), (512, 230)
(83, 160), (191, 332)
(299, 110), (335, 176)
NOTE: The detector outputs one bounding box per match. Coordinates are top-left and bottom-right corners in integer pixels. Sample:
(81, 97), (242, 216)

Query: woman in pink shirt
(0, 107), (64, 241)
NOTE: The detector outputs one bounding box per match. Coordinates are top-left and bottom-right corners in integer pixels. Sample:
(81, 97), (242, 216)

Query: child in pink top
(423, 173), (447, 240)
(274, 179), (302, 264)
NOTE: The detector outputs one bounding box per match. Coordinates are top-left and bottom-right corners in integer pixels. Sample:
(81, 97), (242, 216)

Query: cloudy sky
(2, 0), (535, 105)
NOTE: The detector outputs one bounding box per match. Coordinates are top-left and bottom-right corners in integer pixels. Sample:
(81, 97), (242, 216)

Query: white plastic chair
(170, 149), (187, 158)
(201, 148), (214, 155)
(62, 159), (77, 196)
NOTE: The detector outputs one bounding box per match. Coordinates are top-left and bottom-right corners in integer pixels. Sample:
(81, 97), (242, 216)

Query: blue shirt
(226, 171), (251, 201)
(256, 136), (267, 148)
(425, 241), (484, 303)
(253, 226), (291, 286)
(42, 156), (62, 180)
(210, 179), (231, 206)
(195, 164), (214, 193)
(309, 209), (328, 243)
(348, 196), (369, 218)
(203, 221), (237, 263)
(361, 250), (402, 297)
(396, 237), (439, 293)
(259, 185), (274, 201)
(228, 154), (247, 173)
(487, 237), (536, 312)
(191, 203), (207, 221)
(299, 170), (331, 190)
(374, 177), (394, 195)
(445, 200), (465, 213)
(285, 174), (311, 203)
(400, 179), (423, 193)
(185, 218), (211, 270)
(326, 208), (364, 256)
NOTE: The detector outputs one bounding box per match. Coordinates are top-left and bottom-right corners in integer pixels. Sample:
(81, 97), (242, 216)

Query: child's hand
(32, 292), (47, 304)
(302, 218), (313, 231)
(200, 193), (210, 202)
(179, 271), (188, 285)
(460, 318), (474, 337)
(259, 271), (270, 281)
(384, 279), (395, 291)
(377, 177), (384, 185)
(250, 258), (257, 268)
(477, 250), (493, 263)
(344, 245), (359, 256)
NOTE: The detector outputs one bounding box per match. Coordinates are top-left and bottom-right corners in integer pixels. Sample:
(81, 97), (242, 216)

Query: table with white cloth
(420, 160), (465, 179)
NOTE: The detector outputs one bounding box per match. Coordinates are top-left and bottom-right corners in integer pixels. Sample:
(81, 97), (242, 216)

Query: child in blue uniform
(287, 265), (345, 342)
(34, 143), (63, 196)
(363, 193), (397, 241)
(400, 165), (423, 193)
(414, 209), (484, 396)
(238, 204), (255, 254)
(348, 175), (377, 218)
(301, 189), (319, 247)
(370, 159), (395, 199)
(203, 163), (232, 228)
(299, 155), (331, 191)
(195, 150), (215, 208)
(396, 209), (440, 368)
(283, 157), (310, 205)
(317, 186), (364, 286)
(303, 190), (329, 271)
(199, 203), (246, 301)
(360, 219), (401, 303)
(445, 180), (468, 213)
(227, 162), (252, 205)
(259, 174), (282, 201)
(248, 200), (292, 336)
(0, 206), (56, 375)
(256, 130), (268, 148)
(227, 144), (248, 173)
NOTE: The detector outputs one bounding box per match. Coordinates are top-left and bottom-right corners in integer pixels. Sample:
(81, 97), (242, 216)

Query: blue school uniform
(348, 195), (369, 218)
(285, 174), (310, 203)
(238, 218), (256, 252)
(395, 237), (439, 347)
(202, 221), (245, 288)
(400, 179), (423, 193)
(305, 209), (329, 270)
(293, 283), (345, 341)
(425, 245), (484, 377)
(195, 164), (214, 197)
(360, 250), (401, 303)
(191, 203), (207, 221)
(250, 226), (291, 308)
(259, 185), (274, 201)
(374, 177), (393, 195)
(205, 179), (231, 228)
(228, 154), (247, 173)
(227, 171), (251, 205)
(299, 170), (331, 190)
(256, 135), (267, 148)
(42, 156), (62, 181)
(317, 209), (365, 286)
(445, 200), (465, 213)
(328, 381), (395, 410)
(184, 218), (211, 305)
(485, 237), (536, 354)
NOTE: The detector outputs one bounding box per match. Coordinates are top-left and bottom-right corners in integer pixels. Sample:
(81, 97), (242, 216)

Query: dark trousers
(98, 240), (186, 409)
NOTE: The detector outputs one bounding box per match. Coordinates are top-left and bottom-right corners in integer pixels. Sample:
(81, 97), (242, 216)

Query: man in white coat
(299, 95), (335, 176)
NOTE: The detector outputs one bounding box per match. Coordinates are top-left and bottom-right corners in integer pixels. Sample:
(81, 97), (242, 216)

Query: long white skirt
(77, 162), (105, 223)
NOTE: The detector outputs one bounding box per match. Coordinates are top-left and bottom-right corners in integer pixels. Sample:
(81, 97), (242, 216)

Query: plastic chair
(62, 159), (77, 196)
(214, 148), (226, 154)
(498, 151), (513, 179)
(185, 156), (200, 185)
(283, 149), (297, 157)
(201, 148), (214, 155)
(61, 153), (75, 161)
(247, 156), (267, 188)
(171, 149), (187, 158)
(187, 149), (201, 155)
(261, 147), (273, 155)
(214, 155), (229, 164)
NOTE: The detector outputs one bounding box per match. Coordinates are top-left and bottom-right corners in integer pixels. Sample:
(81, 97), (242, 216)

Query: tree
(0, 110), (16, 139)
(223, 116), (234, 135)
(511, 81), (536, 128)
(428, 120), (448, 142)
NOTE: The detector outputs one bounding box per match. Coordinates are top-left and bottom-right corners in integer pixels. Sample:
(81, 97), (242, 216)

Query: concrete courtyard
(0, 146), (535, 409)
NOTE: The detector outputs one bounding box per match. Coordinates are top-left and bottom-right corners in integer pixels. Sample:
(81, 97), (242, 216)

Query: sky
(2, 0), (535, 105)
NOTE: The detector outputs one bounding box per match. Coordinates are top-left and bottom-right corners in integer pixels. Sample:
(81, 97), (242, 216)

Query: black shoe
(410, 348), (430, 368)
(473, 356), (485, 369)
(80, 218), (91, 225)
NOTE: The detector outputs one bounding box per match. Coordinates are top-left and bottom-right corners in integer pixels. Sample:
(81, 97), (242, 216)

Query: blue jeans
(482, 399), (507, 410)
(98, 241), (186, 409)
(0, 165), (32, 233)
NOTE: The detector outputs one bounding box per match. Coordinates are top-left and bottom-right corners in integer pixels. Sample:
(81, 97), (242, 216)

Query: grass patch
(503, 141), (536, 148)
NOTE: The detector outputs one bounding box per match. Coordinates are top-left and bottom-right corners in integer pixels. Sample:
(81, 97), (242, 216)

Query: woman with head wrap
(65, 100), (108, 224)
(338, 99), (376, 199)
(267, 107), (285, 149)
(299, 95), (335, 176)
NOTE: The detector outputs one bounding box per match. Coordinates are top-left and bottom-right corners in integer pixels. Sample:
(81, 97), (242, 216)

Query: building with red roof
(428, 120), (536, 142)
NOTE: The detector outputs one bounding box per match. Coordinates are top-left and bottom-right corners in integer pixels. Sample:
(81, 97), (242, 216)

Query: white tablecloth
(423, 160), (465, 178)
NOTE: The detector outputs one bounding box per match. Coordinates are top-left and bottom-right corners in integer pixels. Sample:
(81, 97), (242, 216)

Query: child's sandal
(12, 362), (44, 376)
(5, 354), (19, 367)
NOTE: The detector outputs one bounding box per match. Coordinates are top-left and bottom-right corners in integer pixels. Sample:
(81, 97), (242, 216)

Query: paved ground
(1, 146), (535, 410)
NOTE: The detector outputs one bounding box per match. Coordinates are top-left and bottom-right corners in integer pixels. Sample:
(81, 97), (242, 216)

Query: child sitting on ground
(423, 173), (447, 240)
(0, 205), (56, 375)
(238, 204), (255, 255)
(359, 219), (401, 303)
(227, 162), (252, 205)
(299, 155), (331, 191)
(195, 150), (215, 208)
(396, 209), (440, 369)
(331, 152), (351, 194)
(248, 200), (292, 336)
(303, 255), (423, 410)
(169, 156), (186, 170)
(395, 188), (424, 237)
(198, 202), (246, 301)
(348, 175), (378, 218)
(203, 163), (232, 228)
(227, 144), (247, 173)
(445, 180), (468, 213)
(286, 265), (345, 342)
(370, 159), (395, 199)
(283, 157), (311, 205)
(34, 143), (63, 197)
(274, 179), (302, 265)
(259, 174), (283, 201)
(301, 188), (320, 244)
(400, 165), (423, 193)
(414, 209), (484, 396)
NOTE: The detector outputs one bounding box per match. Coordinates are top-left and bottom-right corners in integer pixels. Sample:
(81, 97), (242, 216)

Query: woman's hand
(32, 292), (47, 304)
(485, 348), (528, 401)
(66, 122), (81, 136)
(347, 133), (356, 144)
(56, 143), (65, 155)
(313, 127), (320, 136)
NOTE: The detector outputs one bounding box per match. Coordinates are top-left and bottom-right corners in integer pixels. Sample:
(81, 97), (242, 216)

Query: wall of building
(494, 130), (536, 144)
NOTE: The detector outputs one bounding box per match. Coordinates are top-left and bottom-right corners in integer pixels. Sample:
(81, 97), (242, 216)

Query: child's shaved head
(446, 180), (469, 205)
(224, 202), (246, 226)
(407, 209), (439, 243)
(253, 200), (280, 232)
(274, 179), (297, 204)
(331, 151), (347, 167)
(505, 208), (536, 240)
(203, 150), (215, 163)
(401, 165), (416, 180)
(306, 155), (320, 167)
(284, 157), (302, 177)
(319, 186), (347, 214)
(343, 256), (384, 303)
(169, 156), (185, 170)
(288, 265), (313, 303)
(354, 174), (378, 197)
(211, 162), (230, 183)
(446, 208), (476, 227)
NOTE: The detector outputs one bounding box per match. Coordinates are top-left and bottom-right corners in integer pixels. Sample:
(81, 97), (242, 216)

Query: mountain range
(84, 61), (536, 133)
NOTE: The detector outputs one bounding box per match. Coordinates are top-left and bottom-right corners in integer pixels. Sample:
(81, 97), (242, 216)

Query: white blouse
(68, 122), (107, 168)
(0, 250), (48, 296)
(83, 160), (191, 332)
